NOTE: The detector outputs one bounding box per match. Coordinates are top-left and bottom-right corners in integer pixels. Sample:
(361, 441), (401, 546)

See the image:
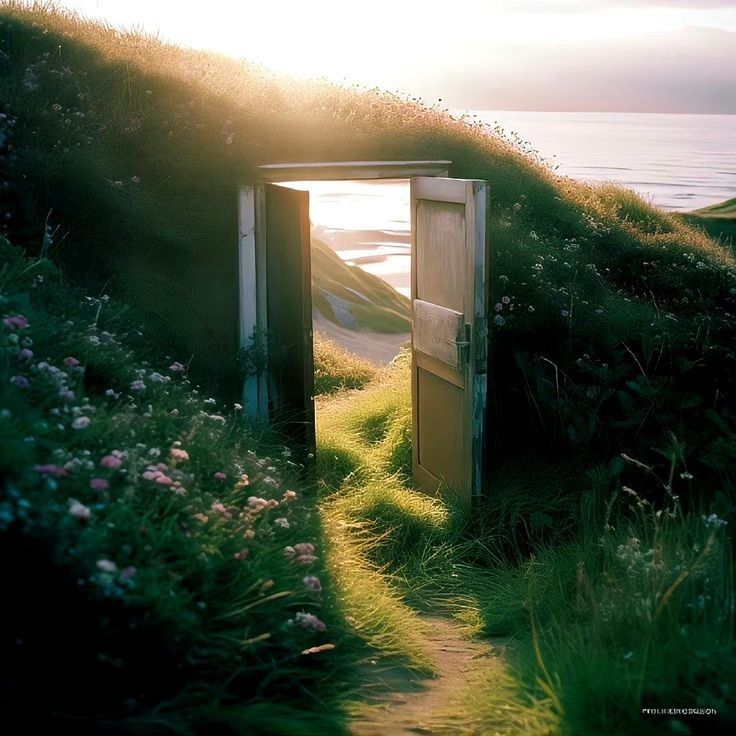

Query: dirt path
(350, 616), (504, 736)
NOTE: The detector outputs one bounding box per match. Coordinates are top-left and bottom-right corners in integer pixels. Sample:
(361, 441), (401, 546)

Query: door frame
(237, 160), (451, 419)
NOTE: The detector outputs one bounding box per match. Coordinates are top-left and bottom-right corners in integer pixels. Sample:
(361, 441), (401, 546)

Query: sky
(49, 0), (736, 113)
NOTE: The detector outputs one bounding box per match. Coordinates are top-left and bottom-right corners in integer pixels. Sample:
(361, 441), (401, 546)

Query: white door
(410, 177), (490, 505)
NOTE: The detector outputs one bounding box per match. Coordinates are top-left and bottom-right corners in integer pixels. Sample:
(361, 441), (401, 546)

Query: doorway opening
(237, 161), (490, 505)
(283, 177), (411, 366)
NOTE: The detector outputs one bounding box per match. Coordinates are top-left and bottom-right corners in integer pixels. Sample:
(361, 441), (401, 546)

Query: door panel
(264, 183), (315, 457)
(411, 177), (490, 505)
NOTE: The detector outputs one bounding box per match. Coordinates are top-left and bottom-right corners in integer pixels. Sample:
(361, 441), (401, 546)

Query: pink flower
(34, 464), (67, 478)
(293, 543), (315, 556)
(100, 454), (123, 469)
(10, 375), (30, 389)
(294, 611), (326, 633)
(4, 315), (29, 330)
(234, 548), (250, 560)
(170, 448), (189, 461)
(303, 576), (322, 592)
(69, 500), (91, 521)
(155, 474), (173, 486)
(90, 478), (109, 491)
(274, 517), (289, 529)
(18, 348), (33, 361)
(142, 469), (161, 481)
(214, 471), (227, 480)
(169, 361), (185, 373)
(247, 496), (269, 512)
(210, 501), (232, 519)
(63, 356), (80, 367)
(296, 554), (318, 565)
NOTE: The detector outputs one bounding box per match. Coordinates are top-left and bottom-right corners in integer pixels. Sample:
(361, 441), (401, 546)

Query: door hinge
(456, 323), (471, 369)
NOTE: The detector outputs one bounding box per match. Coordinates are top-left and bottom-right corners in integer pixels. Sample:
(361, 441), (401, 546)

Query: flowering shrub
(0, 240), (344, 730)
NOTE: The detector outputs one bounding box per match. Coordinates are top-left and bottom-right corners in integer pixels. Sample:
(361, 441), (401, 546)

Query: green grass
(681, 198), (736, 251)
(2, 4), (736, 733)
(315, 359), (736, 735)
(312, 333), (377, 396)
(0, 239), (362, 734)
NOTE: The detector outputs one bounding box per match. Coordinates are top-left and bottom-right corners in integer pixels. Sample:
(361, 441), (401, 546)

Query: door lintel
(256, 160), (451, 183)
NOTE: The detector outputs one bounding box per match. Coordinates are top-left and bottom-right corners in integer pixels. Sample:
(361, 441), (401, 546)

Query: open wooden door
(263, 184), (315, 457)
(410, 177), (490, 506)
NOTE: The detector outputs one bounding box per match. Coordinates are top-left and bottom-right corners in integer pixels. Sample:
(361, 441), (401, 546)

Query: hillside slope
(2, 3), (732, 396)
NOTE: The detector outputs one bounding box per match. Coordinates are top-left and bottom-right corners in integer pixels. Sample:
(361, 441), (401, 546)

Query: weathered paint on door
(410, 177), (490, 505)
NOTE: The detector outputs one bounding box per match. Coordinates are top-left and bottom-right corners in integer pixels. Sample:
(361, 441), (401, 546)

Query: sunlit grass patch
(313, 332), (376, 396)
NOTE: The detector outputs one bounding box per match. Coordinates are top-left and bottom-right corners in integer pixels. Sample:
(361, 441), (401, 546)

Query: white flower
(274, 517), (290, 529)
(71, 416), (90, 430)
(68, 500), (91, 521)
(96, 559), (117, 573)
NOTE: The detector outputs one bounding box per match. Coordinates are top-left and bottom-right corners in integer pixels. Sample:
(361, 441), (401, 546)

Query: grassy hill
(2, 2), (731, 395)
(682, 197), (736, 249)
(2, 4), (736, 734)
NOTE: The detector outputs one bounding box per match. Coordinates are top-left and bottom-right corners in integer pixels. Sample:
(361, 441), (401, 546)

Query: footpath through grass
(315, 341), (735, 736)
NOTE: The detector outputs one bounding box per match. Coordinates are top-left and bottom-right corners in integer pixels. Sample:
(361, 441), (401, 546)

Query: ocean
(297, 111), (735, 298)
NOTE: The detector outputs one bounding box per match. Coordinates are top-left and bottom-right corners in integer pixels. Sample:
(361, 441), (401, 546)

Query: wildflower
(233, 403), (243, 411)
(105, 388), (120, 399)
(131, 176), (141, 184)
(247, 496), (269, 512)
(63, 356), (80, 367)
(680, 471), (693, 481)
(34, 464), (67, 477)
(59, 389), (75, 402)
(234, 548), (250, 561)
(561, 310), (570, 318)
(170, 448), (189, 461)
(274, 517), (290, 529)
(204, 398), (216, 406)
(18, 348), (33, 361)
(90, 478), (109, 491)
(296, 554), (318, 565)
(149, 372), (166, 383)
(96, 559), (117, 573)
(130, 380), (146, 392)
(702, 513), (727, 529)
(282, 490), (297, 501)
(119, 566), (137, 581)
(214, 471), (227, 480)
(10, 375), (30, 389)
(69, 499), (91, 521)
(236, 474), (250, 488)
(71, 416), (90, 430)
(192, 513), (208, 524)
(494, 302), (503, 312)
(293, 543), (315, 556)
(3, 315), (29, 330)
(155, 474), (174, 486)
(493, 315), (505, 327)
(148, 448), (161, 457)
(294, 611), (326, 633)
(303, 576), (322, 592)
(169, 362), (185, 373)
(210, 501), (232, 519)
(501, 296), (510, 304)
(101, 454), (123, 469)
